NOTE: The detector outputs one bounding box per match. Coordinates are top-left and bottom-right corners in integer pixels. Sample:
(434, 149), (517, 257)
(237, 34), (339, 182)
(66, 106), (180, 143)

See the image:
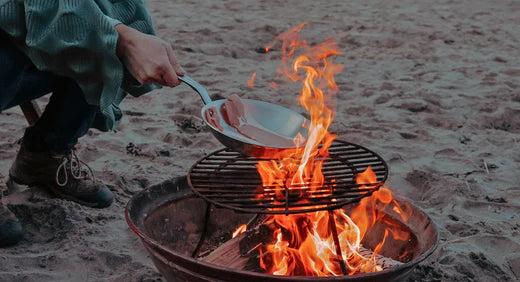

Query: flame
(252, 24), (411, 276)
(247, 72), (257, 88)
(256, 23), (342, 203)
(232, 224), (248, 238)
(258, 168), (411, 276)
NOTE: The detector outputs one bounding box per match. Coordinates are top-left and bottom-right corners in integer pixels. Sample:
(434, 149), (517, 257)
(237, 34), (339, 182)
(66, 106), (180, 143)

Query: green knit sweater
(0, 0), (160, 130)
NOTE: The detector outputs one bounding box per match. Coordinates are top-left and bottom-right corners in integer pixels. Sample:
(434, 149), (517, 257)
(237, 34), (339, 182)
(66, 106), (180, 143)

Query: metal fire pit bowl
(126, 176), (438, 282)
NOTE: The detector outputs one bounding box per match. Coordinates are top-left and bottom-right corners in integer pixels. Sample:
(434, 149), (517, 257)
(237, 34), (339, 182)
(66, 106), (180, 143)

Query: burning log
(201, 216), (271, 271)
(201, 232), (252, 271)
(355, 247), (403, 270)
(201, 220), (402, 273)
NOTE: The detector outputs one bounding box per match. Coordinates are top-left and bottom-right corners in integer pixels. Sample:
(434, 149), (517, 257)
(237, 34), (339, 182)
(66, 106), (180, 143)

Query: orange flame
(253, 24), (411, 276)
(247, 72), (257, 88)
(258, 168), (411, 276)
(256, 23), (342, 203)
(232, 224), (248, 238)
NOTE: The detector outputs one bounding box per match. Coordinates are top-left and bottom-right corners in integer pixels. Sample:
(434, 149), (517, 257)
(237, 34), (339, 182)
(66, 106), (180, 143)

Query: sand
(1, 0), (519, 281)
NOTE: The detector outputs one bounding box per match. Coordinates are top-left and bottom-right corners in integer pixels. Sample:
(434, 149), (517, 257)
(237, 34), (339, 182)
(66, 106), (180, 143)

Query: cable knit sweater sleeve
(0, 0), (158, 131)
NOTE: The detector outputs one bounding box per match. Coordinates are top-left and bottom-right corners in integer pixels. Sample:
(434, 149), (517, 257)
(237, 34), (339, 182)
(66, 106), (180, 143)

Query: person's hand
(115, 24), (185, 87)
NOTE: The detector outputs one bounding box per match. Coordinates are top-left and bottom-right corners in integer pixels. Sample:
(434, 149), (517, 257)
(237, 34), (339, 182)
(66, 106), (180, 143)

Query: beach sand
(1, 0), (519, 281)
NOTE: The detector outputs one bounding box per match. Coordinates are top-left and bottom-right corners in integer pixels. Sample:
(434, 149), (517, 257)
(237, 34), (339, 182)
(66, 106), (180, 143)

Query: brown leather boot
(9, 143), (113, 208)
(0, 199), (22, 247)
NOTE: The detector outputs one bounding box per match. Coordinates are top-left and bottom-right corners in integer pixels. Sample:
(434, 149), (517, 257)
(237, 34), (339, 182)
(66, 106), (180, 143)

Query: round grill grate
(187, 140), (388, 214)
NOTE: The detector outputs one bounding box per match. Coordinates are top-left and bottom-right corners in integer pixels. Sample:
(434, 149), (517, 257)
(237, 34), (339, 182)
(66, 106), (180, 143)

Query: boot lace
(55, 151), (95, 187)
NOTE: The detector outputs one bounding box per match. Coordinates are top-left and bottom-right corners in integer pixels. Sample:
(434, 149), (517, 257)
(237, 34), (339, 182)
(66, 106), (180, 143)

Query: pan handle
(178, 75), (213, 105)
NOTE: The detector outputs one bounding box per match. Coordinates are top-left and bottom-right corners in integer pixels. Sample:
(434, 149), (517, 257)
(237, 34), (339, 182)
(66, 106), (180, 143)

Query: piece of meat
(204, 106), (223, 131)
(220, 94), (297, 147)
(221, 94), (244, 127)
(228, 94), (246, 120)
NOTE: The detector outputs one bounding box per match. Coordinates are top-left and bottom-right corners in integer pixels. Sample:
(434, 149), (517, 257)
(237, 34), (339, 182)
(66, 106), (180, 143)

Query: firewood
(201, 215), (271, 271)
(356, 247), (403, 270)
(201, 232), (250, 270)
(201, 219), (402, 272)
(238, 222), (273, 255)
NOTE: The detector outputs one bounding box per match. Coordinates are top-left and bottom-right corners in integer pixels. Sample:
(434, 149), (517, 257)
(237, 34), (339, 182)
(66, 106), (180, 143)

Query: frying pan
(178, 75), (309, 158)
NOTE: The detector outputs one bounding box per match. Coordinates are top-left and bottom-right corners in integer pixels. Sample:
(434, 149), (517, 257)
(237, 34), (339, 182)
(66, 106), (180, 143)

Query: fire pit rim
(125, 176), (439, 281)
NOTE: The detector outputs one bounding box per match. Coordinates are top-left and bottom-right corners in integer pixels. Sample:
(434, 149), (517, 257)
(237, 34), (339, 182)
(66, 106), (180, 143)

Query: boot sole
(7, 175), (107, 209)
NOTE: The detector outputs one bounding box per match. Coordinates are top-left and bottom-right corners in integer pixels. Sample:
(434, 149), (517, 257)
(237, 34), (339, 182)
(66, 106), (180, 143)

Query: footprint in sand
(7, 198), (73, 243)
(461, 200), (519, 222)
(481, 107), (520, 133)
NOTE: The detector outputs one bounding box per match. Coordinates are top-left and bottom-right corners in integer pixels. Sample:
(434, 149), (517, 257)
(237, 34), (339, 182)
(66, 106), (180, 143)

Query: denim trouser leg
(0, 36), (97, 152)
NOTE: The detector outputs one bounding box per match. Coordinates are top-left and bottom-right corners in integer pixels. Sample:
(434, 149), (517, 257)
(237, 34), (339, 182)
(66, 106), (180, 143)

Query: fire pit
(126, 159), (438, 281)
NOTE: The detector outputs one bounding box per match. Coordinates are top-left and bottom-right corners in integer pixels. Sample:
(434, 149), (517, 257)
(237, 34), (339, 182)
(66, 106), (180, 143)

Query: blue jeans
(0, 33), (97, 152)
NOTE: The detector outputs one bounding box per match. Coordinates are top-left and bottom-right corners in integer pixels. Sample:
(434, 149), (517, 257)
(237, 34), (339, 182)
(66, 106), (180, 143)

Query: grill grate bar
(196, 155), (381, 165)
(194, 160), (381, 166)
(188, 197), (371, 214)
(213, 197), (371, 207)
(198, 153), (378, 164)
(189, 167), (387, 180)
(195, 186), (377, 196)
(189, 165), (383, 175)
(187, 173), (386, 186)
